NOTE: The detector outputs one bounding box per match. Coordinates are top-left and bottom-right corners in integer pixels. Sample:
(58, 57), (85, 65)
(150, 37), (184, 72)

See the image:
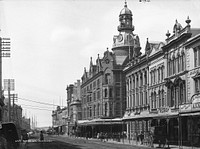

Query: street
(24, 135), (151, 149)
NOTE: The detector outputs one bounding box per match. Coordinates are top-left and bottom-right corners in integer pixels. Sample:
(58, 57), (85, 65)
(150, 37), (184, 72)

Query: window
(171, 87), (174, 107)
(93, 92), (96, 101)
(195, 78), (200, 93)
(144, 71), (147, 85)
(173, 58), (176, 74)
(145, 91), (147, 105)
(193, 46), (200, 67)
(97, 103), (100, 116)
(140, 92), (143, 106)
(93, 105), (96, 117)
(109, 88), (113, 97)
(97, 79), (100, 88)
(104, 88), (108, 97)
(133, 94), (135, 107)
(158, 68), (160, 82)
(161, 90), (164, 107)
(180, 84), (184, 104)
(140, 75), (143, 86)
(104, 103), (108, 116)
(89, 107), (92, 117)
(133, 77), (135, 89)
(105, 73), (111, 84)
(154, 92), (157, 109)
(97, 90), (100, 99)
(176, 57), (179, 73)
(161, 67), (164, 81)
(93, 81), (96, 89)
(158, 90), (161, 108)
(181, 53), (185, 71)
(151, 92), (154, 109)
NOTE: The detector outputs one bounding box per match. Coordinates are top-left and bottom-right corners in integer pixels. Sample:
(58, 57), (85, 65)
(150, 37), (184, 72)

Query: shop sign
(190, 68), (200, 76)
(158, 107), (169, 113)
(192, 94), (200, 110)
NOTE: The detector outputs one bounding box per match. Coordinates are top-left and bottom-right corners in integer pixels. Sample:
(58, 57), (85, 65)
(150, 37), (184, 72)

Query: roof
(120, 2), (132, 16)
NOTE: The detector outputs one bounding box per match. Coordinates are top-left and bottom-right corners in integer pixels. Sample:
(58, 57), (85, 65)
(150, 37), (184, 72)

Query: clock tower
(112, 1), (141, 65)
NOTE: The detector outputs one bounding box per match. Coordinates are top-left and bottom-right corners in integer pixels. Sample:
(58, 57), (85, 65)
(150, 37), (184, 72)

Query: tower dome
(120, 1), (132, 16)
(118, 1), (134, 32)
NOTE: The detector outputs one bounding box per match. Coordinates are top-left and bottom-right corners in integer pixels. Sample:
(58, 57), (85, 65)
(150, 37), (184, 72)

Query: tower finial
(124, 0), (127, 7)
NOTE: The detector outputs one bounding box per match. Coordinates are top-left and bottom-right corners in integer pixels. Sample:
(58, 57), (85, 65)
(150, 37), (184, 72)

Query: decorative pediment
(165, 78), (173, 88)
(192, 71), (200, 79)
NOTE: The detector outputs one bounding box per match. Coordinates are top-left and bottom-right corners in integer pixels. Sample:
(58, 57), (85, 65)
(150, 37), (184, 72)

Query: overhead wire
(18, 97), (66, 108)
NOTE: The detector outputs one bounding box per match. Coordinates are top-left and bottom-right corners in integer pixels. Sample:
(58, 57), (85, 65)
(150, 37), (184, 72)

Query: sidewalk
(58, 135), (196, 149)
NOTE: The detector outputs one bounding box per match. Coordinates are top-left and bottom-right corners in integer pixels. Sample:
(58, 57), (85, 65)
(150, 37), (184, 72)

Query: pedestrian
(0, 128), (7, 149)
(40, 131), (44, 141)
(40, 131), (44, 148)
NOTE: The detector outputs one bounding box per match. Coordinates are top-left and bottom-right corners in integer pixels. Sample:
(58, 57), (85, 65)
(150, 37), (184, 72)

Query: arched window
(105, 73), (111, 84)
(171, 86), (174, 107)
(173, 58), (176, 74)
(105, 103), (108, 116)
(104, 88), (108, 97)
(168, 61), (171, 76)
(180, 84), (184, 104)
(109, 88), (113, 98)
(162, 90), (165, 107)
(140, 74), (143, 86)
(151, 92), (154, 109)
(182, 53), (185, 71)
(158, 90), (161, 108)
(154, 92), (157, 109)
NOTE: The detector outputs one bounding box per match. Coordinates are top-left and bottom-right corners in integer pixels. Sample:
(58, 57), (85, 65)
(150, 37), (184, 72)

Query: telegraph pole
(11, 93), (18, 122)
(0, 37), (11, 124)
(4, 79), (14, 122)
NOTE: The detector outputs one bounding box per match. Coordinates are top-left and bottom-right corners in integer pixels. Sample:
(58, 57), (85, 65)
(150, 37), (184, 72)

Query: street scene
(1, 0), (200, 149)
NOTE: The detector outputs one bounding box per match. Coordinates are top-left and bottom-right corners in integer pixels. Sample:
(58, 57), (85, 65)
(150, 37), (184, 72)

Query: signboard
(192, 94), (200, 110)
(3, 79), (15, 91)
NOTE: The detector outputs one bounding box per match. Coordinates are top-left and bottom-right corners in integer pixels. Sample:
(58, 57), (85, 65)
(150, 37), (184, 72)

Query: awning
(123, 108), (179, 121)
(77, 118), (123, 126)
(180, 112), (200, 117)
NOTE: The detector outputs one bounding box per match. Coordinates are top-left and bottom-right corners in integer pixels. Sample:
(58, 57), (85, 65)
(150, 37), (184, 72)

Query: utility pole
(11, 94), (18, 122)
(4, 79), (14, 122)
(0, 37), (11, 124)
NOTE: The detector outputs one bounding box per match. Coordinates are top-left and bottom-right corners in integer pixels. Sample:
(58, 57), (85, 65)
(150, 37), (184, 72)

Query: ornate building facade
(123, 6), (200, 148)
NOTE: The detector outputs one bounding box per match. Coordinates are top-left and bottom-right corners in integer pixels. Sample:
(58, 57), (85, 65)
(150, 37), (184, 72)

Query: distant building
(52, 106), (68, 134)
(66, 80), (82, 136)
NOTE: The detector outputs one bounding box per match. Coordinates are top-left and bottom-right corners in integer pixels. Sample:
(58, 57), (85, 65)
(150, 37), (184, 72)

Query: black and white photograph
(0, 0), (200, 148)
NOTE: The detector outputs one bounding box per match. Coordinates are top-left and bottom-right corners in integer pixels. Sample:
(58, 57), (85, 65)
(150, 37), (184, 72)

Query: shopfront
(179, 94), (200, 147)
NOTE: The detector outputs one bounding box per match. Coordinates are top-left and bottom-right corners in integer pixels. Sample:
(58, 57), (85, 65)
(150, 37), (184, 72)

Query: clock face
(105, 59), (110, 64)
(118, 34), (123, 42)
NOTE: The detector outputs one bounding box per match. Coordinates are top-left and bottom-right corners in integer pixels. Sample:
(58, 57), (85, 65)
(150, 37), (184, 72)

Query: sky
(0, 0), (200, 127)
